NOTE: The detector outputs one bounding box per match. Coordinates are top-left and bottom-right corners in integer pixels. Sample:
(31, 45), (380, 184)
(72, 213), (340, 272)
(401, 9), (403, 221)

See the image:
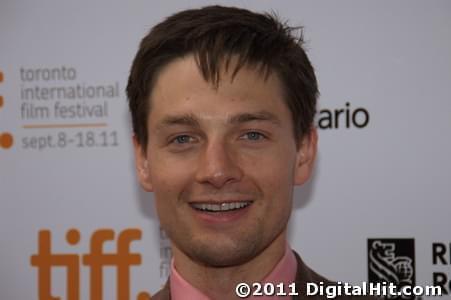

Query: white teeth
(192, 202), (251, 212)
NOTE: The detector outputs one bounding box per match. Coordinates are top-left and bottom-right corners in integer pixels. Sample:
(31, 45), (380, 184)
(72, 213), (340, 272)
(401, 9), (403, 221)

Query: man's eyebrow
(157, 114), (200, 129)
(156, 111), (281, 130)
(228, 111), (281, 126)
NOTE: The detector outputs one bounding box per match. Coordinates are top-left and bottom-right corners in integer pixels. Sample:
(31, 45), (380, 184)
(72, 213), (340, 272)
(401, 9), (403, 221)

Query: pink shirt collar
(170, 244), (297, 300)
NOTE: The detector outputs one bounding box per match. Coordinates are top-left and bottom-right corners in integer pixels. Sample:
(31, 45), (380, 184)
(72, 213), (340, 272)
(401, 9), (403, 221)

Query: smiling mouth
(190, 201), (252, 212)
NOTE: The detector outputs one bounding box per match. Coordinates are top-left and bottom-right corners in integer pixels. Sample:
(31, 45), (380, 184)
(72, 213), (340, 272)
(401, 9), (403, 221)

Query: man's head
(127, 5), (318, 268)
(127, 5), (318, 151)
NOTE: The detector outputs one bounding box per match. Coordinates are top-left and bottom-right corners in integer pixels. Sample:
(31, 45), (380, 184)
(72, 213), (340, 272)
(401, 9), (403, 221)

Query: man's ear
(133, 135), (153, 192)
(294, 127), (318, 186)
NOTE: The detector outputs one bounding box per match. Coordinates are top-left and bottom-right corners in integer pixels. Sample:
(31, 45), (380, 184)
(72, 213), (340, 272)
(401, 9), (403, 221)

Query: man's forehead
(147, 54), (290, 131)
(153, 54), (274, 91)
(151, 57), (283, 104)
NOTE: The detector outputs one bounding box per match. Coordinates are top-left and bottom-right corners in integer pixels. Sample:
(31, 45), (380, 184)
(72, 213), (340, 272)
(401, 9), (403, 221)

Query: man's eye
(241, 131), (265, 141)
(171, 135), (193, 144)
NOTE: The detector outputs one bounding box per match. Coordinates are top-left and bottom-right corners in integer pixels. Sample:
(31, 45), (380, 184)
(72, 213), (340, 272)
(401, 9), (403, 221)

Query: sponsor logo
(30, 228), (152, 300)
(368, 238), (415, 299)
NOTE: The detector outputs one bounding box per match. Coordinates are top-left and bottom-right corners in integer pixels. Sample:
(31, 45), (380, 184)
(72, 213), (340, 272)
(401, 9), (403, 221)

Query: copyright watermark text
(235, 281), (442, 298)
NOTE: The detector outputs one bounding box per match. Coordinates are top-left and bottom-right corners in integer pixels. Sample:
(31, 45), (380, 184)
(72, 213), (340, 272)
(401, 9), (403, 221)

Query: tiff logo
(30, 228), (152, 300)
(368, 238), (415, 300)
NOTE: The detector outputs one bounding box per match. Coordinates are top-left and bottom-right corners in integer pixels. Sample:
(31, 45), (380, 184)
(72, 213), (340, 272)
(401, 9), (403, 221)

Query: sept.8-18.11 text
(22, 130), (119, 150)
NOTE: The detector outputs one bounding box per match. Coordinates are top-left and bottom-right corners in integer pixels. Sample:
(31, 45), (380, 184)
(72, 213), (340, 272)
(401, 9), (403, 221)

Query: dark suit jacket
(151, 251), (379, 299)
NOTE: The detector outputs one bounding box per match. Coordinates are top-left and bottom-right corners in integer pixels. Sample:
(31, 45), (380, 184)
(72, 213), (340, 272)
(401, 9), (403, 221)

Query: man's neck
(171, 232), (287, 300)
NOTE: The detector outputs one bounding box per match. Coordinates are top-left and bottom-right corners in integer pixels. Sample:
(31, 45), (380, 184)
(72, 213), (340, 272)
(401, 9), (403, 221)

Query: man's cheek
(254, 166), (290, 187)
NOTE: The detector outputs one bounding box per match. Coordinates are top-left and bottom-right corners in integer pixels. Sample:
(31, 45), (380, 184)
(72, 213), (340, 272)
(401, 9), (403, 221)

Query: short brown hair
(127, 5), (318, 149)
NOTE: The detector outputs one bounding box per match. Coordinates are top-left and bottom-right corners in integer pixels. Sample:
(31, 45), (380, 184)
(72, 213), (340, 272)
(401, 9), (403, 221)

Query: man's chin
(192, 248), (256, 268)
(186, 241), (260, 268)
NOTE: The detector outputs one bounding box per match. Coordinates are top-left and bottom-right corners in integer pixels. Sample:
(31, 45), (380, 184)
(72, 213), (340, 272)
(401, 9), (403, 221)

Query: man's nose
(195, 140), (243, 188)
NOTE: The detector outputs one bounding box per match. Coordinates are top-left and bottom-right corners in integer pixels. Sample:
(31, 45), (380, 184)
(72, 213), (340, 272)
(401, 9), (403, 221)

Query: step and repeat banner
(1, 0), (450, 299)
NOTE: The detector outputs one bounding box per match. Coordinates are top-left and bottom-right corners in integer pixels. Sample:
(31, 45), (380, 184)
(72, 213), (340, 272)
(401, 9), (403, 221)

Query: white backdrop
(1, 1), (450, 299)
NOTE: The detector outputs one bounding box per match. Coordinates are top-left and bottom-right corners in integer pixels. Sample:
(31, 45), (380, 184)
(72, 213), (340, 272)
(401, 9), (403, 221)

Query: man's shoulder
(293, 250), (381, 300)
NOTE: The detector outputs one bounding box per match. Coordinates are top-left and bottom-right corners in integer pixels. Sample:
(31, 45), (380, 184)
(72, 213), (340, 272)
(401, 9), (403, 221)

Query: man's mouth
(190, 201), (252, 212)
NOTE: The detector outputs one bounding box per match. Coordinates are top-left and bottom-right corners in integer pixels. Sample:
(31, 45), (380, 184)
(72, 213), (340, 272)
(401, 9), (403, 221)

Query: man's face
(134, 56), (317, 267)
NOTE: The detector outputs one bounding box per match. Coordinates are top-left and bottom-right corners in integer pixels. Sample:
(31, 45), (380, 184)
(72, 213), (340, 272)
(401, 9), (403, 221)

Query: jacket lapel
(293, 251), (321, 300)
